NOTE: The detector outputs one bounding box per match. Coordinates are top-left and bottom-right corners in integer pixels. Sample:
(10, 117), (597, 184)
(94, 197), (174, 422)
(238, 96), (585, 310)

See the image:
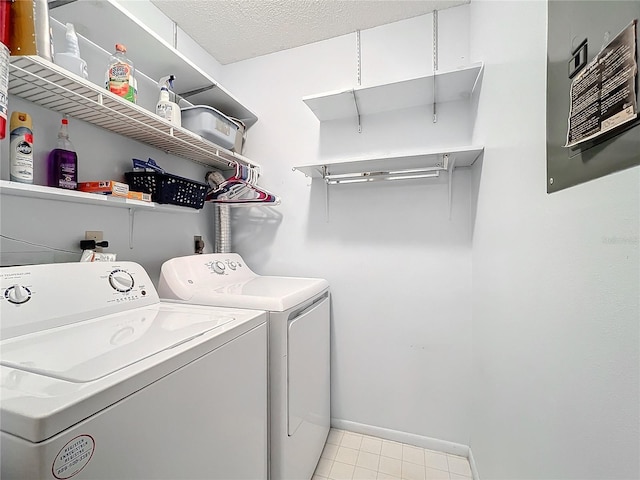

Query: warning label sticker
(565, 20), (638, 147)
(52, 435), (95, 479)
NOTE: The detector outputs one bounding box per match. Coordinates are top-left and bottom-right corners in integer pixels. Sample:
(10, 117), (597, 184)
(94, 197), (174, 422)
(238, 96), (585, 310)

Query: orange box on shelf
(127, 191), (152, 202)
(78, 181), (129, 197)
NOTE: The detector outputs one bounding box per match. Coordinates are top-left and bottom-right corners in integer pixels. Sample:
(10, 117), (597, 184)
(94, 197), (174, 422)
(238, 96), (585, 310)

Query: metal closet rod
(324, 167), (442, 185)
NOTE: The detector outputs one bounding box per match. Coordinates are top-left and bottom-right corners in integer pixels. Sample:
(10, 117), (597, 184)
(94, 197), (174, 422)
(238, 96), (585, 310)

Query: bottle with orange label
(105, 43), (136, 103)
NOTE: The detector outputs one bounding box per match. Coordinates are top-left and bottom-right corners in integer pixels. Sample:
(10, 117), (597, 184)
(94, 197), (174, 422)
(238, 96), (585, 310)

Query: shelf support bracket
(447, 154), (455, 220)
(128, 208), (135, 249)
(432, 10), (439, 123)
(323, 165), (330, 222)
(351, 89), (362, 133)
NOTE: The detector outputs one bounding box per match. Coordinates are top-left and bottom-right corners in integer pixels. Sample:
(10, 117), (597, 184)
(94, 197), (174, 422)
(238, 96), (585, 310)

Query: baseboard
(468, 446), (480, 480)
(330, 418), (470, 458)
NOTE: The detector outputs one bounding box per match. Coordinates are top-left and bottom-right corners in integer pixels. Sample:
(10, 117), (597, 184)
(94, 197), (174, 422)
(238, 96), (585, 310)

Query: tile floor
(313, 429), (473, 480)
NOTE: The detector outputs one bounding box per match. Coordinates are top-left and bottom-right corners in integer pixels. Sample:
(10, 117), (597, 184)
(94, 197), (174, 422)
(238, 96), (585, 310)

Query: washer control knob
(109, 270), (134, 292)
(212, 261), (226, 275)
(228, 261), (237, 270)
(5, 285), (31, 304)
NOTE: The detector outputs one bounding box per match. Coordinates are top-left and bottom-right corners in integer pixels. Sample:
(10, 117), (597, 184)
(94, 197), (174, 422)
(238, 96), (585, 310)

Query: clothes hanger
(206, 162), (281, 205)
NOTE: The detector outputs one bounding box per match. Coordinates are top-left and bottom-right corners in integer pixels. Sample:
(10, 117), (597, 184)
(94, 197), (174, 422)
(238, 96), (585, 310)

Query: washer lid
(188, 276), (329, 311)
(1, 302), (265, 443)
(0, 303), (239, 383)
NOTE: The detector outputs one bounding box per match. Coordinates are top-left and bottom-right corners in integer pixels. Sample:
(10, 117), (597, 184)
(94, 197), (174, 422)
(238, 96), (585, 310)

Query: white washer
(158, 253), (330, 480)
(0, 261), (268, 480)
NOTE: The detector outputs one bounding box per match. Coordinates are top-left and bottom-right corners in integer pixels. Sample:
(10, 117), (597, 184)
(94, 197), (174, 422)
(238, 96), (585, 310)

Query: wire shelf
(8, 55), (260, 171)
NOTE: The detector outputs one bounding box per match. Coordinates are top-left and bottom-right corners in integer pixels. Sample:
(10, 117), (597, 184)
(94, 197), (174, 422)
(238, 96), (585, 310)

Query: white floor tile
(424, 451), (449, 472)
(402, 445), (425, 466)
(314, 429), (471, 480)
(335, 446), (359, 465)
(361, 436), (383, 455)
(402, 460), (426, 480)
(330, 461), (356, 480)
(356, 451), (380, 471)
(377, 473), (402, 480)
(342, 432), (364, 449)
(425, 466), (450, 480)
(379, 456), (402, 478)
(353, 466), (378, 480)
(446, 456), (471, 477)
(381, 440), (403, 460)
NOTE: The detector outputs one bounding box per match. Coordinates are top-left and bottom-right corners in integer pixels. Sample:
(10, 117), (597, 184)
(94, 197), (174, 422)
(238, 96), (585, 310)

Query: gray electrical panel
(547, 0), (640, 193)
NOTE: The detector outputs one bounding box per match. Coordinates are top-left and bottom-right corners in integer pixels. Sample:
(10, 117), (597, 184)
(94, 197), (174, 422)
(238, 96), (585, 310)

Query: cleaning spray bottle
(54, 23), (88, 79)
(47, 115), (78, 189)
(155, 75), (181, 127)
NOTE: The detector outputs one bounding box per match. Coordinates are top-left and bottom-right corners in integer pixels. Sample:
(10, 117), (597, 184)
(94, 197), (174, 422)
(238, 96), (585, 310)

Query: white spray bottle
(54, 23), (88, 79)
(155, 75), (181, 127)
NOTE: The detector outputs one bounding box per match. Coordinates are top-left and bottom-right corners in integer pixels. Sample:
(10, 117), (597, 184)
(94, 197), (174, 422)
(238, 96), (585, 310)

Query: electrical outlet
(194, 235), (204, 254)
(85, 231), (104, 252)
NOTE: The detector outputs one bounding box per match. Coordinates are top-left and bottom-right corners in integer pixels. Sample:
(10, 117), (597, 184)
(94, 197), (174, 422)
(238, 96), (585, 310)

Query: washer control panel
(109, 269), (135, 292)
(4, 284), (32, 304)
(1, 262), (160, 341)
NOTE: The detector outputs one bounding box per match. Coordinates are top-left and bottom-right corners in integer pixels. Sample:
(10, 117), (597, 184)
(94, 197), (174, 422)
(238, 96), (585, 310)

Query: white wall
(221, 7), (475, 445)
(468, 1), (639, 479)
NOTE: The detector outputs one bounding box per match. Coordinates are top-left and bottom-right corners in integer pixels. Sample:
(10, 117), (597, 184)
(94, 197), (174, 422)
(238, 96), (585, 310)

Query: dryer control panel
(0, 262), (159, 341)
(206, 258), (245, 275)
(159, 253), (260, 301)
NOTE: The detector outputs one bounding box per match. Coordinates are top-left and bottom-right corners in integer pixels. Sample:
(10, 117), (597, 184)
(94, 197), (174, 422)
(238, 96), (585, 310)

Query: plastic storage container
(124, 171), (208, 209)
(181, 105), (240, 150)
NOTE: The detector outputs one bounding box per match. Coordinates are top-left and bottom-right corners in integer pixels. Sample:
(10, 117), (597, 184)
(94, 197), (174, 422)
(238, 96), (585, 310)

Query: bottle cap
(62, 118), (69, 125)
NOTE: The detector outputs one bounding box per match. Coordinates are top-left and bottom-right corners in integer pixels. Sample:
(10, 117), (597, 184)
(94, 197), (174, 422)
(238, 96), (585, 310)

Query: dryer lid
(0, 303), (239, 383)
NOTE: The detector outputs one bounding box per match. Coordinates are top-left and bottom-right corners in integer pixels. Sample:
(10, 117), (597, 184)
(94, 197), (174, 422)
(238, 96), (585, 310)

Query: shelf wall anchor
(356, 29), (362, 87)
(432, 10), (439, 123)
(355, 29), (362, 133)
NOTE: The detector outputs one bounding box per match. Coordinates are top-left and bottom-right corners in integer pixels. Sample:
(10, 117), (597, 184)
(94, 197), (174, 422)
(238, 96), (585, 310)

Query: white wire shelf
(8, 55), (259, 171)
(0, 180), (201, 214)
(48, 0), (258, 127)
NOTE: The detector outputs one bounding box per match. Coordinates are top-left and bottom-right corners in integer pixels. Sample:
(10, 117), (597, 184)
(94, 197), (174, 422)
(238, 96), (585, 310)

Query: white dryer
(158, 253), (330, 480)
(0, 261), (268, 480)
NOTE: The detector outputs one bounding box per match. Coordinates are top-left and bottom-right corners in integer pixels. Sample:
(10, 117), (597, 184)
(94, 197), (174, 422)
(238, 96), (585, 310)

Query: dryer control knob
(109, 270), (134, 292)
(5, 285), (31, 304)
(228, 261), (237, 270)
(212, 261), (226, 275)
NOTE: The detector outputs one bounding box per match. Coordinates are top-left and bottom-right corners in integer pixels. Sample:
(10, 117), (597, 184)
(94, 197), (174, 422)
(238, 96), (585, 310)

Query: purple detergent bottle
(48, 115), (78, 189)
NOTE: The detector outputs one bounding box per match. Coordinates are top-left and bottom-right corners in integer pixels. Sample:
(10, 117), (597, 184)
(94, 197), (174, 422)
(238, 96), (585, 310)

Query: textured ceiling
(150, 0), (469, 65)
